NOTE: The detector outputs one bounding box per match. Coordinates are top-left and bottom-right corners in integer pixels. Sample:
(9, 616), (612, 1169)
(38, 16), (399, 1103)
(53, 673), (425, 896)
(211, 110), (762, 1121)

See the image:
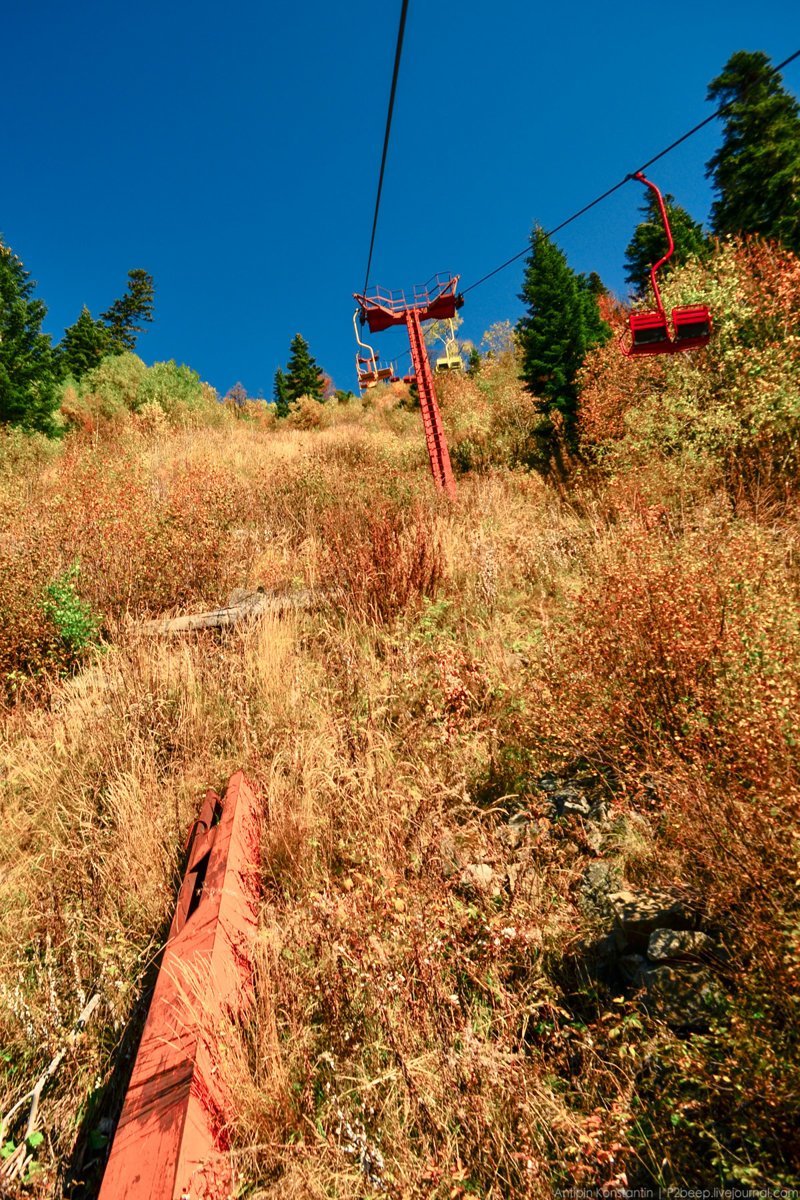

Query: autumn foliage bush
(0, 430), (279, 699)
(439, 348), (549, 474)
(320, 500), (445, 623)
(3, 237), (800, 1194)
(521, 514), (800, 1184)
(59, 352), (226, 433)
(579, 237), (800, 512)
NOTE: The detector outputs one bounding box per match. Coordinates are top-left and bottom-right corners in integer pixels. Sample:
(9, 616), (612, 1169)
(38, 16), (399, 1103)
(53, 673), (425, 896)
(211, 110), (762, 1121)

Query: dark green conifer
(101, 268), (155, 352)
(273, 367), (290, 417)
(285, 334), (324, 402)
(516, 228), (610, 448)
(0, 238), (60, 434)
(706, 51), (800, 252)
(624, 192), (708, 295)
(58, 306), (113, 380)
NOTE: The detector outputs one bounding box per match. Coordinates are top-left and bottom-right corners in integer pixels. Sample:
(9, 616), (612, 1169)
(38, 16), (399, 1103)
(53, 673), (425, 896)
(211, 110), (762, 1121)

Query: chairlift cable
(461, 47), (800, 298)
(361, 0), (410, 300)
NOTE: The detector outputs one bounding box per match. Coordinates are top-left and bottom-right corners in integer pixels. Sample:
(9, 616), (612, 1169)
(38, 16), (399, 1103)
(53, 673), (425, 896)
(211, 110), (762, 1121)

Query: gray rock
(536, 773), (560, 794)
(582, 861), (614, 898)
(537, 772), (609, 821)
(504, 811), (532, 851)
(459, 863), (499, 897)
(579, 861), (622, 921)
(584, 824), (604, 853)
(609, 888), (694, 952)
(619, 953), (649, 987)
(647, 928), (716, 963)
(640, 965), (724, 1029)
(553, 787), (592, 817)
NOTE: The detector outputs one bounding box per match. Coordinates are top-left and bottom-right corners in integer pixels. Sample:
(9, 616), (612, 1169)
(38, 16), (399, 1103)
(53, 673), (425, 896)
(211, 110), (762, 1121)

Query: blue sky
(2, 1), (798, 397)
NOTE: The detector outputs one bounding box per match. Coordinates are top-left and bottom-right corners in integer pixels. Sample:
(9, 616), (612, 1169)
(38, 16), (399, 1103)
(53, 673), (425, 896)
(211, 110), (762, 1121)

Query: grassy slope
(0, 355), (798, 1196)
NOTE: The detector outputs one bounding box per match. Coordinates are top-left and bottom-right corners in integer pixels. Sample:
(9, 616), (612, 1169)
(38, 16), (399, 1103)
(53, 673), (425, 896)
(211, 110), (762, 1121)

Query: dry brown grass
(1, 382), (799, 1195)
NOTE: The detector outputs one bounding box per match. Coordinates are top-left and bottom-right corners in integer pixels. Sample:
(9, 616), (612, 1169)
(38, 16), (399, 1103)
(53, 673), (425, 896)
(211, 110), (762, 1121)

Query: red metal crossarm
(354, 273), (463, 333)
(98, 772), (262, 1200)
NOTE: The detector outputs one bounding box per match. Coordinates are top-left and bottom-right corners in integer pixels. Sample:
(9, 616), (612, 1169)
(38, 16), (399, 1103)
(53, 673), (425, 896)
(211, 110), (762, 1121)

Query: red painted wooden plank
(98, 772), (261, 1199)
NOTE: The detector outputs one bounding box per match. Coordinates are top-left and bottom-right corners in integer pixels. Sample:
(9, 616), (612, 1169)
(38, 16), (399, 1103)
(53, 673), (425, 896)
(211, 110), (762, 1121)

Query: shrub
(78, 352), (148, 413)
(579, 237), (800, 511)
(42, 563), (101, 665)
(0, 426), (57, 476)
(0, 554), (101, 699)
(137, 360), (205, 417)
(517, 516), (800, 1185)
(320, 501), (444, 623)
(224, 397), (277, 429)
(440, 353), (553, 474)
(286, 395), (329, 430)
(134, 399), (170, 436)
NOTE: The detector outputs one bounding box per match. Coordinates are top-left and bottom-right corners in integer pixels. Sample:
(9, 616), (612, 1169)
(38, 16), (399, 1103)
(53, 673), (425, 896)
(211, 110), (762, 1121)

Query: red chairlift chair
(353, 311), (396, 392)
(623, 172), (712, 357)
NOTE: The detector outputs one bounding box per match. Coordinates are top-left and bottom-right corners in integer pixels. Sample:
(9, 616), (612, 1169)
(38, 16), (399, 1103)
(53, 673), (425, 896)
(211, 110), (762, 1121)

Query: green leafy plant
(43, 562), (101, 665)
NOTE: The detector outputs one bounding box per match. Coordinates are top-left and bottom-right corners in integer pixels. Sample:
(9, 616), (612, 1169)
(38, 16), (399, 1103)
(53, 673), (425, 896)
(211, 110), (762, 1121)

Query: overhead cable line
(461, 47), (800, 297)
(361, 0), (410, 299)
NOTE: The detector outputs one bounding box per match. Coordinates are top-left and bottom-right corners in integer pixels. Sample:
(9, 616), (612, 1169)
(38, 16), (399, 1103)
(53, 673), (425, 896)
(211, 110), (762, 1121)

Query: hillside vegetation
(0, 236), (798, 1196)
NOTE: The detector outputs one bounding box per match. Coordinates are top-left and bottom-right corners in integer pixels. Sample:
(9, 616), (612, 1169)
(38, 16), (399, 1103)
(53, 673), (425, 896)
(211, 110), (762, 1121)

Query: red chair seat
(629, 311), (672, 355)
(672, 305), (712, 349)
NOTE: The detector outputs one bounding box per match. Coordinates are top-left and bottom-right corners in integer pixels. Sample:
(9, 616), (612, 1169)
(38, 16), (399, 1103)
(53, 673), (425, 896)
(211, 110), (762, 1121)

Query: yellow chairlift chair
(434, 319), (464, 372)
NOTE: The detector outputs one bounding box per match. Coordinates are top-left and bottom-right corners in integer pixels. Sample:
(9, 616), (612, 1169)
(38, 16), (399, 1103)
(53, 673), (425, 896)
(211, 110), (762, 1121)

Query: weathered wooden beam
(98, 772), (262, 1200)
(141, 589), (317, 635)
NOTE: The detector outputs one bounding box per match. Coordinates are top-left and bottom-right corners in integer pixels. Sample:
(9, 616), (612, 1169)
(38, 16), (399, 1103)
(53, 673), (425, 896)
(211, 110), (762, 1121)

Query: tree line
(2, 49), (797, 440)
(0, 257), (154, 433)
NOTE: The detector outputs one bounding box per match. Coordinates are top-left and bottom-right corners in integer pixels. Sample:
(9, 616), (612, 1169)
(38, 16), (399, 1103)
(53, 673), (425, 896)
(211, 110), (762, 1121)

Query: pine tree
(624, 194), (708, 295)
(516, 228), (610, 445)
(101, 268), (155, 352)
(0, 239), (60, 434)
(273, 367), (290, 417)
(580, 272), (612, 345)
(58, 306), (113, 380)
(706, 50), (800, 252)
(285, 333), (324, 402)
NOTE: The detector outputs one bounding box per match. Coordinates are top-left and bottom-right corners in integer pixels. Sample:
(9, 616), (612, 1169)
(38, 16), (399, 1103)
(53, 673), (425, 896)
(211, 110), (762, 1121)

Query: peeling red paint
(98, 772), (261, 1199)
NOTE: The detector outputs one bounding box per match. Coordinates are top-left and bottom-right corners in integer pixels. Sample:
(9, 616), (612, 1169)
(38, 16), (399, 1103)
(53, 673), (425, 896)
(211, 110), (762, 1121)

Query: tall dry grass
(1, 341), (799, 1195)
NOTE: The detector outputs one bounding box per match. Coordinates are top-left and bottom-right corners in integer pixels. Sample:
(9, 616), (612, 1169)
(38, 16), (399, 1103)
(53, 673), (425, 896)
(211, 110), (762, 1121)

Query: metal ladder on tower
(353, 273), (462, 499)
(405, 308), (456, 498)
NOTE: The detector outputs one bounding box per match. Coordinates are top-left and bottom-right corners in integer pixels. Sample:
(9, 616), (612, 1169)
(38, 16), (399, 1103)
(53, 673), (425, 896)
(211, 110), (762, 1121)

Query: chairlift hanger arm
(634, 171), (674, 315)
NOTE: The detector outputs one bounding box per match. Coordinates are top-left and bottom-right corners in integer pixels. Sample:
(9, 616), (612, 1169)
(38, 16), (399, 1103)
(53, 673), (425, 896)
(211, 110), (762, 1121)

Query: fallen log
(141, 588), (318, 635)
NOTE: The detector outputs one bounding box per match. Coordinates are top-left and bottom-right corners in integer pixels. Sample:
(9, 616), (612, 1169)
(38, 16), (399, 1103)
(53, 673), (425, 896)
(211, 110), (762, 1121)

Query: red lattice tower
(354, 273), (462, 499)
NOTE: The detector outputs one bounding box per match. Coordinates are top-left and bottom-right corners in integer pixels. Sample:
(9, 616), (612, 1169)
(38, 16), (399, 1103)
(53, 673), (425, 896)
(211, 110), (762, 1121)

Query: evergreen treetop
(0, 239), (60, 434)
(516, 227), (610, 448)
(624, 192), (708, 295)
(58, 306), (113, 380)
(273, 367), (290, 417)
(706, 50), (800, 252)
(285, 333), (324, 402)
(101, 268), (155, 353)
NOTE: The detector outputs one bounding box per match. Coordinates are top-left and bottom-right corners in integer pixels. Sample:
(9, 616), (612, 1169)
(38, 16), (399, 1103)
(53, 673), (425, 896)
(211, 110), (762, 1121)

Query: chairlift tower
(354, 273), (463, 499)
